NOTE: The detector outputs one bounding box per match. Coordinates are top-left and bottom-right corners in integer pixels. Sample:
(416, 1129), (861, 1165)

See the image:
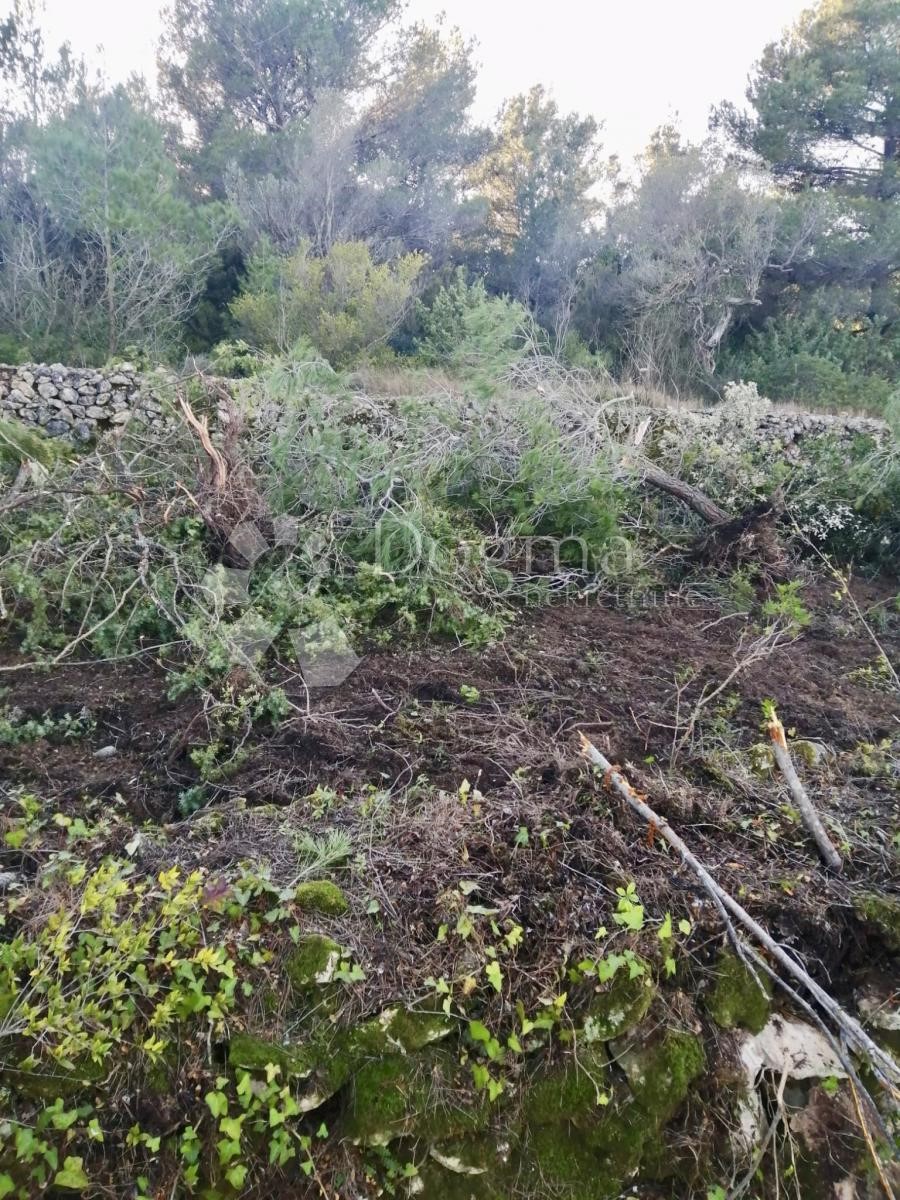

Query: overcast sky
(31, 0), (809, 163)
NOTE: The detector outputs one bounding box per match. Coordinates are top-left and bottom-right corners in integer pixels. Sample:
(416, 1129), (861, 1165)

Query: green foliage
(723, 309), (900, 412)
(0, 82), (229, 362)
(0, 800), (368, 1195)
(158, 0), (401, 187)
(0, 706), (95, 746)
(716, 0), (900, 198)
(207, 338), (263, 378)
(464, 85), (602, 327)
(0, 418), (67, 470)
(762, 581), (812, 631)
(413, 269), (527, 374)
(0, 466), (208, 658)
(232, 239), (426, 365)
(451, 405), (622, 563)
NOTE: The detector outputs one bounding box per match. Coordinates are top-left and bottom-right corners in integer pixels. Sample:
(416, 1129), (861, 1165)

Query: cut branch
(638, 460), (732, 525)
(766, 708), (843, 872)
(178, 393), (228, 492)
(578, 733), (900, 1099)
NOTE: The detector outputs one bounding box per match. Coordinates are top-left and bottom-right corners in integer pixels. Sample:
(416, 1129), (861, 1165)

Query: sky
(30, 0), (811, 164)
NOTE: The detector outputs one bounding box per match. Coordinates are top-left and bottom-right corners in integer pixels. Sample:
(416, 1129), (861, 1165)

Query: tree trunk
(638, 460), (732, 525)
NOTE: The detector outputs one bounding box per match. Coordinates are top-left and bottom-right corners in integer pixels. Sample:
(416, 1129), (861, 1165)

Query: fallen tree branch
(634, 459), (789, 576)
(578, 733), (900, 1100)
(638, 460), (732, 525)
(765, 706), (843, 872)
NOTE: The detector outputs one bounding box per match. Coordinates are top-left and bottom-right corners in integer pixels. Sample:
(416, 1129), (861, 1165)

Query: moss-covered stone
(382, 1006), (455, 1052)
(521, 1125), (624, 1200)
(286, 1008), (452, 1115)
(524, 1046), (610, 1126)
(615, 1029), (706, 1125)
(294, 880), (349, 916)
(284, 934), (342, 992)
(584, 965), (655, 1040)
(342, 1046), (491, 1146)
(228, 1032), (316, 1078)
(415, 1136), (515, 1199)
(854, 893), (900, 953)
(6, 1053), (107, 1100)
(583, 1095), (653, 1177)
(706, 951), (773, 1033)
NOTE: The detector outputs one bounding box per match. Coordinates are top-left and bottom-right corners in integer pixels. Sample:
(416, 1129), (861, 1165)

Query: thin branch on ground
(578, 733), (900, 1100)
(765, 706), (842, 871)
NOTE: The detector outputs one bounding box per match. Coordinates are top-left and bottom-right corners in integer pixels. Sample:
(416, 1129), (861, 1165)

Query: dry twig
(765, 706), (842, 872)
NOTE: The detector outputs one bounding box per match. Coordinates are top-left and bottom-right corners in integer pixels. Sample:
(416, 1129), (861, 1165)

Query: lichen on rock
(284, 933), (342, 991)
(583, 961), (656, 1040)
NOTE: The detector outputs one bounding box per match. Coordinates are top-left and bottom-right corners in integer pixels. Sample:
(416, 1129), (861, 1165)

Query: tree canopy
(0, 0), (894, 409)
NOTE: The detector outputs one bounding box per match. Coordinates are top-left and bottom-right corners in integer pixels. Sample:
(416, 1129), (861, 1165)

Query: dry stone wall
(0, 363), (169, 441)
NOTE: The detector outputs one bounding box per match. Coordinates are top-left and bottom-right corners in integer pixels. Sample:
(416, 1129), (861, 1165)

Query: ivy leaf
(219, 1116), (243, 1142)
(205, 1091), (228, 1118)
(485, 962), (503, 993)
(53, 1157), (90, 1191)
(468, 1019), (491, 1044)
(657, 913), (673, 941)
(678, 918), (693, 936)
(225, 1165), (247, 1189)
(0, 1175), (14, 1200)
(218, 1138), (242, 1165)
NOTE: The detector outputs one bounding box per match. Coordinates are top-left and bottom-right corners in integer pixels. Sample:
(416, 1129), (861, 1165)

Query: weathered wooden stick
(178, 393), (228, 491)
(766, 709), (843, 872)
(578, 733), (900, 1097)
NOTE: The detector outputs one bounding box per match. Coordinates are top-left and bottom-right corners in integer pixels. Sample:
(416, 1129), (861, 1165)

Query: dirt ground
(2, 576), (899, 1196)
(2, 579), (898, 989)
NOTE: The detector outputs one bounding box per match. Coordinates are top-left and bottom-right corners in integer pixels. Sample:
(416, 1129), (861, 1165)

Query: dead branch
(766, 708), (843, 872)
(178, 393), (228, 492)
(639, 460), (732, 524)
(176, 386), (269, 556)
(578, 733), (900, 1100)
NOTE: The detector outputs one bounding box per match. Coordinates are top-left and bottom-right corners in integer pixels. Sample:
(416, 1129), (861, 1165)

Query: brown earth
(2, 579), (898, 993)
(1, 579), (898, 1196)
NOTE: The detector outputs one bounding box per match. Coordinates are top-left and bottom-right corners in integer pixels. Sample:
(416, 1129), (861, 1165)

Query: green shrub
(443, 404), (622, 566)
(0, 418), (69, 471)
(723, 309), (899, 413)
(207, 338), (263, 378)
(412, 270), (528, 375)
(232, 240), (426, 367)
(0, 335), (26, 364)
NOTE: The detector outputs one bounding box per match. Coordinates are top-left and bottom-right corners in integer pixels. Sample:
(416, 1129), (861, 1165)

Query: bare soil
(3, 580), (898, 995)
